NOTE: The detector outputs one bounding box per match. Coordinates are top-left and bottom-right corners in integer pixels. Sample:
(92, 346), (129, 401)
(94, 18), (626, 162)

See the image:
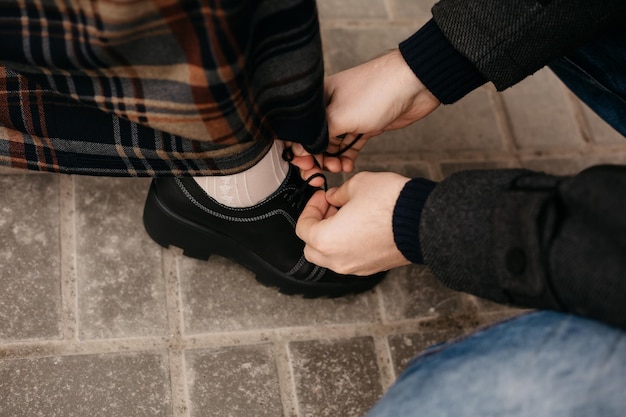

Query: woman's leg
(0, 0), (327, 176)
(0, 1), (385, 297)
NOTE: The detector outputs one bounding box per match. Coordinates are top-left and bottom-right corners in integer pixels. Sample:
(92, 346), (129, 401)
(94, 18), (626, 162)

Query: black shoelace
(282, 134), (363, 210)
(282, 133), (363, 165)
(285, 172), (327, 210)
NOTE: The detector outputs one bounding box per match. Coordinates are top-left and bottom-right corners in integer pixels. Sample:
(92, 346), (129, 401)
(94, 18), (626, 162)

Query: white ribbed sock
(194, 140), (289, 207)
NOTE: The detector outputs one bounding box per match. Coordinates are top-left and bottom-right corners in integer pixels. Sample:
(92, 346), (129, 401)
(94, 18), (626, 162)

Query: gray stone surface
(0, 3), (624, 416)
(322, 27), (416, 74)
(75, 177), (167, 340)
(186, 345), (282, 417)
(179, 255), (378, 334)
(379, 266), (467, 321)
(290, 337), (383, 417)
(363, 88), (505, 154)
(354, 159), (432, 179)
(582, 104), (626, 145)
(502, 68), (585, 149)
(388, 326), (466, 376)
(392, 0), (436, 19)
(0, 352), (172, 417)
(317, 0), (388, 19)
(0, 175), (62, 342)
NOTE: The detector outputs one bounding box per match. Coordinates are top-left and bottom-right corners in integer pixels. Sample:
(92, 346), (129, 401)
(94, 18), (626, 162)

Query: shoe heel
(143, 182), (212, 261)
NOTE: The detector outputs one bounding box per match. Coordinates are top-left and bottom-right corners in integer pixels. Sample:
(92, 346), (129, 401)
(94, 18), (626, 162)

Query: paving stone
(179, 256), (378, 334)
(581, 103), (626, 145)
(0, 175), (62, 342)
(353, 159), (432, 179)
(501, 68), (584, 149)
(440, 160), (518, 178)
(75, 177), (167, 340)
(391, 0), (436, 18)
(379, 265), (467, 321)
(322, 27), (416, 74)
(0, 352), (172, 417)
(185, 345), (282, 417)
(388, 326), (466, 376)
(317, 0), (388, 20)
(290, 337), (383, 417)
(470, 296), (522, 314)
(363, 87), (504, 154)
(388, 310), (525, 376)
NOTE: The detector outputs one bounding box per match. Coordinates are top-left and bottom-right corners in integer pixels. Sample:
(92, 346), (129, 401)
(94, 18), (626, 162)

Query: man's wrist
(399, 19), (487, 104)
(392, 178), (437, 264)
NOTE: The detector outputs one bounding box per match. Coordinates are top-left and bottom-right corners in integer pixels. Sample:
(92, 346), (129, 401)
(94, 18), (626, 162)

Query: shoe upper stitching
(287, 255), (307, 276)
(304, 265), (321, 282)
(308, 267), (328, 282)
(175, 178), (297, 228)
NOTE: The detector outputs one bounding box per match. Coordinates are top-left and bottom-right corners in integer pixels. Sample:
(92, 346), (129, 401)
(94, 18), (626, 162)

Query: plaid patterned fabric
(0, 0), (328, 176)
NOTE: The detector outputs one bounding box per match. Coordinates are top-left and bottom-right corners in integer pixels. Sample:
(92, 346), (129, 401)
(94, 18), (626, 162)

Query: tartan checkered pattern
(0, 0), (328, 176)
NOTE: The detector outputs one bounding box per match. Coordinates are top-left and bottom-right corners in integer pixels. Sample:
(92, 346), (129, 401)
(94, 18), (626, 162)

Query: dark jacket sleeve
(400, 0), (626, 103)
(420, 165), (626, 329)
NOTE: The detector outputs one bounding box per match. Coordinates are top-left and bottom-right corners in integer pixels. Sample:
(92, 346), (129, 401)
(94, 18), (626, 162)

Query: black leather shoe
(142, 165), (386, 297)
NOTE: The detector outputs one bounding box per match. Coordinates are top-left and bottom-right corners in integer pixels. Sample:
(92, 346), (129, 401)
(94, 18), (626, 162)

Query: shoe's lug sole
(143, 182), (383, 298)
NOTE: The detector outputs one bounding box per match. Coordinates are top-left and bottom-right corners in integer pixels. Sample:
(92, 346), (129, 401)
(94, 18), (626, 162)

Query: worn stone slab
(502, 68), (584, 149)
(469, 295), (524, 314)
(388, 326), (466, 376)
(363, 87), (504, 154)
(0, 352), (172, 416)
(185, 344), (282, 417)
(75, 177), (167, 340)
(387, 310), (524, 376)
(581, 103), (626, 145)
(179, 255), (378, 334)
(290, 337), (383, 417)
(379, 266), (467, 321)
(317, 0), (388, 20)
(322, 27), (416, 74)
(391, 0), (435, 19)
(353, 159), (432, 180)
(0, 175), (62, 342)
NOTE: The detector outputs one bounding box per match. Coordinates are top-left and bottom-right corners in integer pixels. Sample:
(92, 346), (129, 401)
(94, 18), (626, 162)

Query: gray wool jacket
(397, 0), (626, 329)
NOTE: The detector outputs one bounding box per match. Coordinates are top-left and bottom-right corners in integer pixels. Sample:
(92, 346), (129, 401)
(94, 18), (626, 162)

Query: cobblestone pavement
(1, 1), (625, 416)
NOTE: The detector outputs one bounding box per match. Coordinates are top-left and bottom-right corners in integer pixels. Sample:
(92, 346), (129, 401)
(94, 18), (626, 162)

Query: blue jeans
(549, 26), (626, 137)
(366, 312), (626, 417)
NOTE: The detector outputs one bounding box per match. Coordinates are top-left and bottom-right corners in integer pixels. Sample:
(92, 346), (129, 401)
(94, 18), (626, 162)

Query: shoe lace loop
(282, 134), (363, 165)
(281, 134), (362, 210)
(285, 172), (327, 210)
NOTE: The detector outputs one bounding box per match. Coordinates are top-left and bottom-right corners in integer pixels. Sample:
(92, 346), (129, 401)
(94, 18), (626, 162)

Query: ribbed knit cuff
(392, 178), (437, 264)
(399, 19), (488, 104)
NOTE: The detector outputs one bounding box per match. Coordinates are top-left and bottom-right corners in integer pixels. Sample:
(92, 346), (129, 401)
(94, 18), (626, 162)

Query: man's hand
(296, 171), (412, 276)
(286, 136), (369, 186)
(286, 49), (439, 182)
(325, 49), (441, 138)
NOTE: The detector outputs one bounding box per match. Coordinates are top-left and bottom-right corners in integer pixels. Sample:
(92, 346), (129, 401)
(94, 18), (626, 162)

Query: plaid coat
(0, 0), (327, 176)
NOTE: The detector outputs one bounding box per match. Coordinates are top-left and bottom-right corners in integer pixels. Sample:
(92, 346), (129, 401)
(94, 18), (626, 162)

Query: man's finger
(296, 190), (330, 242)
(325, 178), (355, 208)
